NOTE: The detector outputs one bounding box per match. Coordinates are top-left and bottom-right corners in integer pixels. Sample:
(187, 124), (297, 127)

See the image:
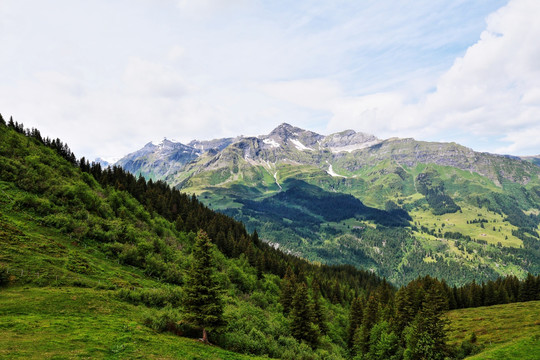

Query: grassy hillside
(1, 120), (370, 359)
(446, 301), (540, 359)
(0, 186), (270, 359)
(0, 287), (267, 360)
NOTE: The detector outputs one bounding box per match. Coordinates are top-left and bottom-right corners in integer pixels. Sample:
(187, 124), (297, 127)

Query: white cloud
(496, 125), (540, 155)
(261, 79), (341, 111)
(319, 0), (540, 155)
(123, 57), (188, 98)
(2, 0), (535, 161)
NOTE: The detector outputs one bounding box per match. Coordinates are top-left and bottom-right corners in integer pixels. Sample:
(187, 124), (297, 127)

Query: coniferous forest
(1, 115), (539, 359)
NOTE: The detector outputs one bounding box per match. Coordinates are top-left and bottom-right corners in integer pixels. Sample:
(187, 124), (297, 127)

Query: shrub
(0, 267), (10, 287)
(217, 328), (278, 357)
(163, 265), (183, 285)
(143, 305), (183, 334)
(250, 291), (269, 308)
(144, 253), (166, 278)
(42, 213), (76, 233)
(66, 251), (94, 274)
(228, 264), (256, 293)
(143, 306), (199, 338)
(117, 287), (183, 308)
(14, 193), (55, 216)
(118, 244), (142, 267)
(71, 278), (93, 288)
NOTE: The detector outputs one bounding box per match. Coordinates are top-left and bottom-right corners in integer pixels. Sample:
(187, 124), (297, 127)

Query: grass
(446, 301), (540, 359)
(410, 204), (522, 248)
(0, 287), (267, 360)
(466, 336), (540, 360)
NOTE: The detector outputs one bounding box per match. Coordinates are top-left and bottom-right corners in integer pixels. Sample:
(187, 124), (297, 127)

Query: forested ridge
(1, 114), (539, 359)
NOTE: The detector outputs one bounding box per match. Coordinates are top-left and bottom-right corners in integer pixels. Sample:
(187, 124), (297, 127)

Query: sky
(1, 0), (539, 161)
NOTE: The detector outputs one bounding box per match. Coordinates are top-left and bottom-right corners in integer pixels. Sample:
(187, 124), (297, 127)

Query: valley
(115, 123), (540, 286)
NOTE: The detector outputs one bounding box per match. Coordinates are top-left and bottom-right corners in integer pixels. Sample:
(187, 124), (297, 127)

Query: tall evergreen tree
(280, 266), (297, 314)
(358, 295), (380, 354)
(365, 321), (401, 360)
(347, 296), (364, 351)
(183, 230), (224, 343)
(403, 285), (448, 360)
(311, 280), (328, 335)
(290, 283), (319, 347)
(519, 273), (538, 301)
(394, 285), (421, 341)
(470, 280), (482, 307)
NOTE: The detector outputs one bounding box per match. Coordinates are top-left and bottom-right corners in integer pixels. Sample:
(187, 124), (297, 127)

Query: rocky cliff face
(332, 138), (538, 185)
(116, 138), (201, 180)
(188, 137), (237, 152)
(321, 129), (381, 153)
(521, 155), (540, 167)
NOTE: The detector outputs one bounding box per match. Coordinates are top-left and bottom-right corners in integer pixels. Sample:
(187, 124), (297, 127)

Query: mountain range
(113, 123), (540, 285)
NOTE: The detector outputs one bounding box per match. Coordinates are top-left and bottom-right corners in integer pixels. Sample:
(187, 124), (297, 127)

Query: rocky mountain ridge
(113, 123), (539, 188)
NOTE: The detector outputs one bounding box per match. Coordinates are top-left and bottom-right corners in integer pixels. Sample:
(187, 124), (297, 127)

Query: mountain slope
(115, 123), (540, 285)
(0, 120), (389, 359)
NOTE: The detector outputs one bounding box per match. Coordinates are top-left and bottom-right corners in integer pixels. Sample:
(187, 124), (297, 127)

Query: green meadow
(446, 301), (540, 359)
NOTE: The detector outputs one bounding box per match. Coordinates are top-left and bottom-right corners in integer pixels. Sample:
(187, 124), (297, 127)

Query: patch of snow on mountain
(329, 140), (381, 153)
(107, 157), (121, 164)
(291, 139), (313, 151)
(95, 157), (120, 167)
(263, 138), (280, 148)
(327, 163), (347, 178)
(274, 172), (282, 190)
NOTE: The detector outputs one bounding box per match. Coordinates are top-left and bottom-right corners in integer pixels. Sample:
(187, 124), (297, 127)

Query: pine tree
(183, 230), (224, 343)
(470, 280), (482, 307)
(174, 215), (184, 232)
(347, 296), (364, 351)
(366, 321), (401, 360)
(484, 280), (497, 306)
(290, 283), (319, 347)
(280, 266), (296, 314)
(0, 113), (5, 126)
(403, 285), (448, 360)
(311, 280), (328, 335)
(358, 295), (379, 354)
(519, 273), (538, 301)
(252, 229), (261, 246)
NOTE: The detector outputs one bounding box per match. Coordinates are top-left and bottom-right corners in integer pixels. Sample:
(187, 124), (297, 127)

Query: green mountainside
(1, 118), (539, 359)
(116, 123), (540, 286)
